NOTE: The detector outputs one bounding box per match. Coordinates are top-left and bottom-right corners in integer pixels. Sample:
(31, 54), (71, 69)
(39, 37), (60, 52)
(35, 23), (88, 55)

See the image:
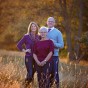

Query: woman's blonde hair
(27, 22), (39, 34)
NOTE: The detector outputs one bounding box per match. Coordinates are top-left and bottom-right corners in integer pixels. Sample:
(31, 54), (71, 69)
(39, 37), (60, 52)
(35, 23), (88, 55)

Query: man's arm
(53, 31), (64, 49)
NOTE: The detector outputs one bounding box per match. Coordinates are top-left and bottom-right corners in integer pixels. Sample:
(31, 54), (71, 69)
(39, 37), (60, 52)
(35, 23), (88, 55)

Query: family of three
(17, 17), (64, 88)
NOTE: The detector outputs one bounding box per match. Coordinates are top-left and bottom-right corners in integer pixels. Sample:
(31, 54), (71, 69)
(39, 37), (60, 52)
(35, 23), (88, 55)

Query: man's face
(47, 17), (55, 28)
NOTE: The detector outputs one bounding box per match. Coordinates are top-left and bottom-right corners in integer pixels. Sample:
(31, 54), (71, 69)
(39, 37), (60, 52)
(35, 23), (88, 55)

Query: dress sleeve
(49, 40), (54, 53)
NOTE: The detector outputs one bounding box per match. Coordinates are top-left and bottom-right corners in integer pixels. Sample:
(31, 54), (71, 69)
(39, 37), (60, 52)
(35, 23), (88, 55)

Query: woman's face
(31, 24), (37, 32)
(40, 30), (47, 38)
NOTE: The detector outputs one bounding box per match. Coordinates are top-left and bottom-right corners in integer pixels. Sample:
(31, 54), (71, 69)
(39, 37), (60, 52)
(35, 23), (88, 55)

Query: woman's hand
(33, 54), (41, 66)
(26, 49), (31, 53)
(22, 49), (26, 53)
(22, 49), (31, 53)
(36, 61), (41, 66)
(40, 60), (46, 66)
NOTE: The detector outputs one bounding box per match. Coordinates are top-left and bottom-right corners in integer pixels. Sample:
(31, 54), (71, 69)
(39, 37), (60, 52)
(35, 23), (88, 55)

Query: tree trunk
(59, 0), (75, 60)
(74, 0), (83, 60)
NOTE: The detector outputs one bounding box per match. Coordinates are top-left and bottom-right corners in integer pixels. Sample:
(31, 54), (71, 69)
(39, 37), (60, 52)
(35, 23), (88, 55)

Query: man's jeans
(50, 56), (59, 88)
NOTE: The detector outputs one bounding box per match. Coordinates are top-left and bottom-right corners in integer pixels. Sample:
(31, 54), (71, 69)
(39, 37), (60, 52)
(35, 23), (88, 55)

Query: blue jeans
(35, 61), (52, 88)
(25, 56), (35, 83)
(50, 56), (59, 88)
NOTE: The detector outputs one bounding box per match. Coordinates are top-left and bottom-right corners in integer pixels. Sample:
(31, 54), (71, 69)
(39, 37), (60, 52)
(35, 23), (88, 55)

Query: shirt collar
(48, 27), (54, 32)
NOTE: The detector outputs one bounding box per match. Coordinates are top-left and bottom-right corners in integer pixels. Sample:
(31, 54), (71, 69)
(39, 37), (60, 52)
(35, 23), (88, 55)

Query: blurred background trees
(0, 0), (88, 60)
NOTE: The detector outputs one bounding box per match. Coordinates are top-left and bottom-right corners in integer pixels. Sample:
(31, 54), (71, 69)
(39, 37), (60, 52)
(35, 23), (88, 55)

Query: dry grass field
(0, 50), (88, 88)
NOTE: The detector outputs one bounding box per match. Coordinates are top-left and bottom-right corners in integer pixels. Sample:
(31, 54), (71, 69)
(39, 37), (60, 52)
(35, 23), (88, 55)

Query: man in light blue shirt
(47, 17), (64, 88)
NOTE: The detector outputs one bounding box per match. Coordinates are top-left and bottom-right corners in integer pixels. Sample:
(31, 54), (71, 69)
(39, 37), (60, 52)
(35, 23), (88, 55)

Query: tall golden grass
(0, 50), (88, 88)
(0, 55), (26, 88)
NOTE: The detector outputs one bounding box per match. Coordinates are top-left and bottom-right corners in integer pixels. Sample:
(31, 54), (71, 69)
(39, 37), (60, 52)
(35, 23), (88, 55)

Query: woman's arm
(33, 42), (41, 66)
(17, 35), (26, 51)
(33, 53), (41, 66)
(41, 40), (54, 66)
(45, 51), (53, 62)
(41, 51), (53, 66)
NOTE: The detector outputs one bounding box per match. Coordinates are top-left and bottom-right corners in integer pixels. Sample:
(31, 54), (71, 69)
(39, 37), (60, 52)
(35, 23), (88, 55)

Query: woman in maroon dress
(33, 26), (54, 88)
